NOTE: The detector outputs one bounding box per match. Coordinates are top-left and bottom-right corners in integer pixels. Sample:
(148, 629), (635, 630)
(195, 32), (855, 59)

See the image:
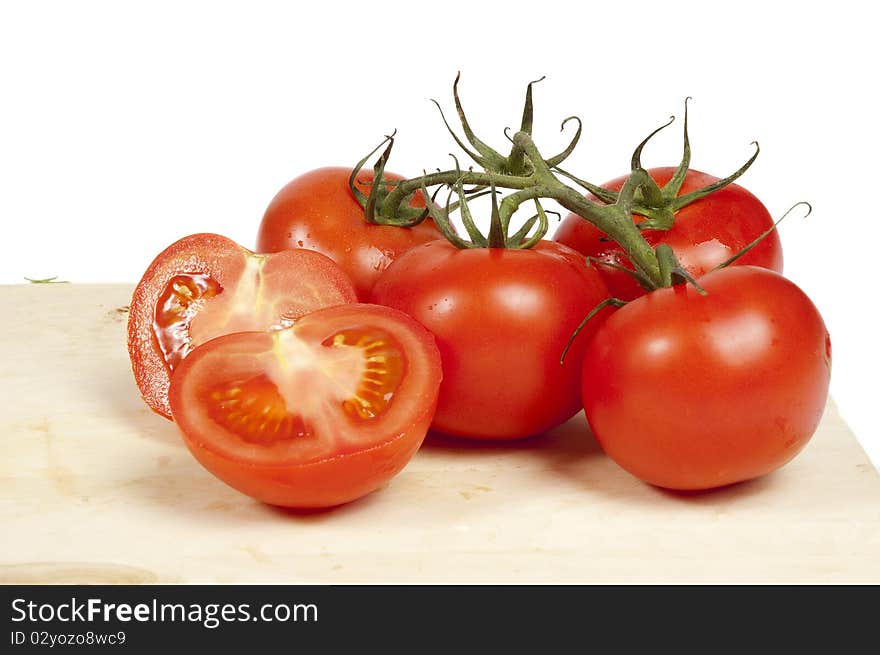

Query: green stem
(511, 131), (663, 288)
(380, 170), (534, 220)
(656, 244), (677, 287)
(365, 130), (664, 288)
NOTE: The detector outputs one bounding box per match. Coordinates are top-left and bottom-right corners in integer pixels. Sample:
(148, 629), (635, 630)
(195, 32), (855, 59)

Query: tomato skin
(169, 304), (442, 508)
(184, 419), (429, 508)
(581, 266), (830, 490)
(127, 233), (357, 419)
(371, 240), (611, 439)
(554, 168), (783, 300)
(256, 167), (445, 299)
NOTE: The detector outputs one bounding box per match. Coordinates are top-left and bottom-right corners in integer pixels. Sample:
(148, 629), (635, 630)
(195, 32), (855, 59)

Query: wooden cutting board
(1, 284), (878, 584)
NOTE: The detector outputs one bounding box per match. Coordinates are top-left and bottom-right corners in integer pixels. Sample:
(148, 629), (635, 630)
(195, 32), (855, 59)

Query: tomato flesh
(202, 374), (312, 444)
(168, 304), (441, 508)
(196, 326), (405, 448)
(128, 233), (357, 419)
(329, 329), (405, 421)
(154, 273), (223, 371)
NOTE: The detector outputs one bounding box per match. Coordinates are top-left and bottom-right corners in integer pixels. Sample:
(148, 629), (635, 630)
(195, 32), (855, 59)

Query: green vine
(349, 75), (762, 291)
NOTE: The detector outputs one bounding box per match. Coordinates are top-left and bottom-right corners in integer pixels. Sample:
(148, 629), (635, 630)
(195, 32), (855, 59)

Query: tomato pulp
(169, 304), (442, 508)
(127, 233), (357, 418)
(371, 239), (612, 439)
(256, 167), (445, 299)
(581, 266), (830, 490)
(555, 168), (783, 300)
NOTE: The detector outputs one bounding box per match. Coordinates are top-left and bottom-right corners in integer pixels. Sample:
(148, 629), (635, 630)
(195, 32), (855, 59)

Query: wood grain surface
(1, 284), (878, 584)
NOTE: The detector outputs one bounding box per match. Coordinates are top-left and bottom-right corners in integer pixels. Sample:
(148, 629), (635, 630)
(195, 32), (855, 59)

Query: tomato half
(168, 304), (441, 508)
(371, 239), (611, 439)
(256, 167), (445, 299)
(127, 233), (357, 419)
(554, 168), (783, 300)
(581, 266), (831, 490)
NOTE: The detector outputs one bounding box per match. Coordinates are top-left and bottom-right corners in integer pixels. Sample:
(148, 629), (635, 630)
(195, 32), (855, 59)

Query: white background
(1, 1), (877, 467)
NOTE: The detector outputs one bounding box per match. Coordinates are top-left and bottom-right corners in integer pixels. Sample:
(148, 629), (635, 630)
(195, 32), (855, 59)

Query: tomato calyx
(559, 99), (761, 233)
(562, 201), (812, 364)
(561, 247), (711, 364)
(347, 132), (432, 228)
(349, 73), (584, 231)
(347, 74), (677, 284)
(347, 76), (786, 290)
(423, 173), (558, 249)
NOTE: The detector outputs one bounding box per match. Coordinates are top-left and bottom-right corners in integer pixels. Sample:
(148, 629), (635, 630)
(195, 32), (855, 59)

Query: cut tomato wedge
(168, 304), (442, 508)
(127, 233), (357, 419)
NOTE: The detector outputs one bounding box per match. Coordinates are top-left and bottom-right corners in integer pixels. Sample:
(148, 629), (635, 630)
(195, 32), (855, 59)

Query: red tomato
(256, 167), (445, 299)
(168, 304), (441, 508)
(554, 168), (783, 300)
(581, 266), (831, 490)
(371, 240), (611, 439)
(128, 233), (357, 419)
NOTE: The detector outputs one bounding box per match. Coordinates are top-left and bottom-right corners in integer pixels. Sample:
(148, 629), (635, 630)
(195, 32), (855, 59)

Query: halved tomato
(168, 304), (442, 508)
(127, 233), (357, 419)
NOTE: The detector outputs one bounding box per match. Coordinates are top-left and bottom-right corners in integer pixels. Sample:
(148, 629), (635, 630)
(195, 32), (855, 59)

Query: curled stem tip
(431, 98), (485, 166)
(561, 297), (627, 364)
(520, 76), (546, 134)
(632, 115), (675, 171)
(545, 116), (583, 168)
(452, 73), (505, 167)
(671, 140), (760, 210)
(349, 132), (396, 210)
(448, 152), (462, 175)
(666, 98), (693, 196)
(560, 116), (578, 131)
(713, 200), (811, 270)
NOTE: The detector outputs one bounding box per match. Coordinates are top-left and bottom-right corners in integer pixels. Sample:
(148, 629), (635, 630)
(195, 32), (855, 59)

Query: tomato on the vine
(127, 233), (357, 419)
(555, 168), (782, 300)
(581, 265), (830, 490)
(371, 239), (611, 439)
(256, 167), (445, 299)
(169, 304), (442, 508)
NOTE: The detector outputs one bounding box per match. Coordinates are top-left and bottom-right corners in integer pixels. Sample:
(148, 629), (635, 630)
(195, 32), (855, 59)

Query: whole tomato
(256, 167), (445, 299)
(555, 168), (783, 300)
(371, 239), (611, 439)
(581, 265), (830, 490)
